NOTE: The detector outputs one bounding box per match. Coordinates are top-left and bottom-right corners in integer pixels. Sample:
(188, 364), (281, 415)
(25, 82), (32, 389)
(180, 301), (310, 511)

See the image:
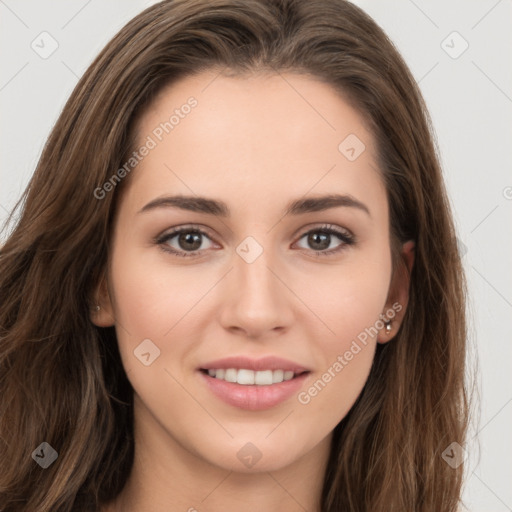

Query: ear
(89, 270), (116, 327)
(377, 240), (415, 344)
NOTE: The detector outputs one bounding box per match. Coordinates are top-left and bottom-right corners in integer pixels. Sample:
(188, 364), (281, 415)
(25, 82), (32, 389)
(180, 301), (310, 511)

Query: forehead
(123, 70), (385, 219)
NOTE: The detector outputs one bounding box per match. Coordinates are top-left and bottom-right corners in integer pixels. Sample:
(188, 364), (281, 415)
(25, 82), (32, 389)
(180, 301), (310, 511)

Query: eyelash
(155, 223), (356, 259)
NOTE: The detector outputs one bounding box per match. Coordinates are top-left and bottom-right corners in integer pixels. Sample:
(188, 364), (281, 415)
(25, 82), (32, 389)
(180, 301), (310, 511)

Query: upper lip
(199, 355), (311, 373)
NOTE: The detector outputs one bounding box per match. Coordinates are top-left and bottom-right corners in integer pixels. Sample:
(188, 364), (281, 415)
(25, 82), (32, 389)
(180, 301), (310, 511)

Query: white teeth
(272, 369), (284, 383)
(224, 368), (237, 383)
(205, 368), (300, 385)
(255, 370), (272, 385)
(237, 369), (255, 385)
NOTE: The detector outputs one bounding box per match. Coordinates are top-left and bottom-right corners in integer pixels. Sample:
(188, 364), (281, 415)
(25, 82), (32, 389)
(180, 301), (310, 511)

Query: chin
(204, 437), (310, 474)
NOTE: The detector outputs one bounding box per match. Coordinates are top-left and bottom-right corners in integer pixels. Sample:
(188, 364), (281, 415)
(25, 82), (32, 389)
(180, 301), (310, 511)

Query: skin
(92, 70), (415, 512)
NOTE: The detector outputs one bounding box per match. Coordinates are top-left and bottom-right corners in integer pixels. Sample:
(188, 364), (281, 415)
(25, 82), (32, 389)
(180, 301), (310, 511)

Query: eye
(156, 225), (216, 258)
(294, 224), (355, 257)
(155, 223), (355, 258)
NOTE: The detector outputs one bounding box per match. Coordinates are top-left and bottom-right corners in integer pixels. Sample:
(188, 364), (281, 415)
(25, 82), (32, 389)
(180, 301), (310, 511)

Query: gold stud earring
(385, 320), (392, 335)
(95, 305), (101, 311)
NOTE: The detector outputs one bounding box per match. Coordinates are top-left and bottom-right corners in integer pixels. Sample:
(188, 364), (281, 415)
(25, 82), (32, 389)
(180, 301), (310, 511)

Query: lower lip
(198, 370), (310, 411)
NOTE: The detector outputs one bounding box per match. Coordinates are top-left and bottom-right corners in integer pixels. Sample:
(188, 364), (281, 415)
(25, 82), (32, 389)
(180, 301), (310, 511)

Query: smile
(198, 369), (310, 410)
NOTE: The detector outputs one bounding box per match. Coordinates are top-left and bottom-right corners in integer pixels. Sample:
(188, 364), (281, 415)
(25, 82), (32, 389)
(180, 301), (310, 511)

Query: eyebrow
(138, 193), (371, 218)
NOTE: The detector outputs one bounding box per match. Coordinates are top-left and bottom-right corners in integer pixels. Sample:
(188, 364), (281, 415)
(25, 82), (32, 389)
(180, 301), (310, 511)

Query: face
(93, 70), (413, 473)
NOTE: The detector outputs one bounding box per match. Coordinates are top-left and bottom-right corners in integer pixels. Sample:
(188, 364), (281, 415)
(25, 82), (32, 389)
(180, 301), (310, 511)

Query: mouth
(197, 368), (311, 411)
(197, 355), (312, 410)
(199, 368), (310, 386)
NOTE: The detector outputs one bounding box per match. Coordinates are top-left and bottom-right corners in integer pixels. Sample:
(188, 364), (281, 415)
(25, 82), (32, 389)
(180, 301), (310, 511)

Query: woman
(0, 0), (471, 510)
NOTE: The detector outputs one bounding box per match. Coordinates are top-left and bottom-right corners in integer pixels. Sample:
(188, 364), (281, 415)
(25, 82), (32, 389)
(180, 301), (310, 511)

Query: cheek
(294, 248), (391, 345)
(294, 249), (390, 407)
(107, 241), (221, 379)
(106, 244), (174, 380)
(109, 244), (183, 334)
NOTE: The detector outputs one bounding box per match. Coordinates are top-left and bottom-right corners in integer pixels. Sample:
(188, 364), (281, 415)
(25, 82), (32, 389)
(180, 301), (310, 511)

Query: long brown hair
(0, 0), (472, 510)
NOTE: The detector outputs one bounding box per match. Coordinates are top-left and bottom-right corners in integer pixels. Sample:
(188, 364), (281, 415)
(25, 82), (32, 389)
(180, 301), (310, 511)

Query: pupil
(180, 232), (201, 250)
(310, 232), (329, 250)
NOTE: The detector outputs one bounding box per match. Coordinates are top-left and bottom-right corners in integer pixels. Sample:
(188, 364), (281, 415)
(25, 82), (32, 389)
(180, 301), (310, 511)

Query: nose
(218, 243), (295, 339)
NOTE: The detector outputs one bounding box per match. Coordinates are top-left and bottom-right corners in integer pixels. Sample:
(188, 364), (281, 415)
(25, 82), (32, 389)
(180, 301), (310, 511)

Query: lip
(198, 370), (310, 411)
(198, 355), (311, 373)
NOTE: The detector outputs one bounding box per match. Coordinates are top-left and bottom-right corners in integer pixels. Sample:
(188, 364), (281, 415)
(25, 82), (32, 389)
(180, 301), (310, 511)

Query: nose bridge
(235, 233), (282, 304)
(220, 232), (293, 334)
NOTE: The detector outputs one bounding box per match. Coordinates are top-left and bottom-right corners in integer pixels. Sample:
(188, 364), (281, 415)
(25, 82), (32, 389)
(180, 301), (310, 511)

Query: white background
(1, 1), (511, 510)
